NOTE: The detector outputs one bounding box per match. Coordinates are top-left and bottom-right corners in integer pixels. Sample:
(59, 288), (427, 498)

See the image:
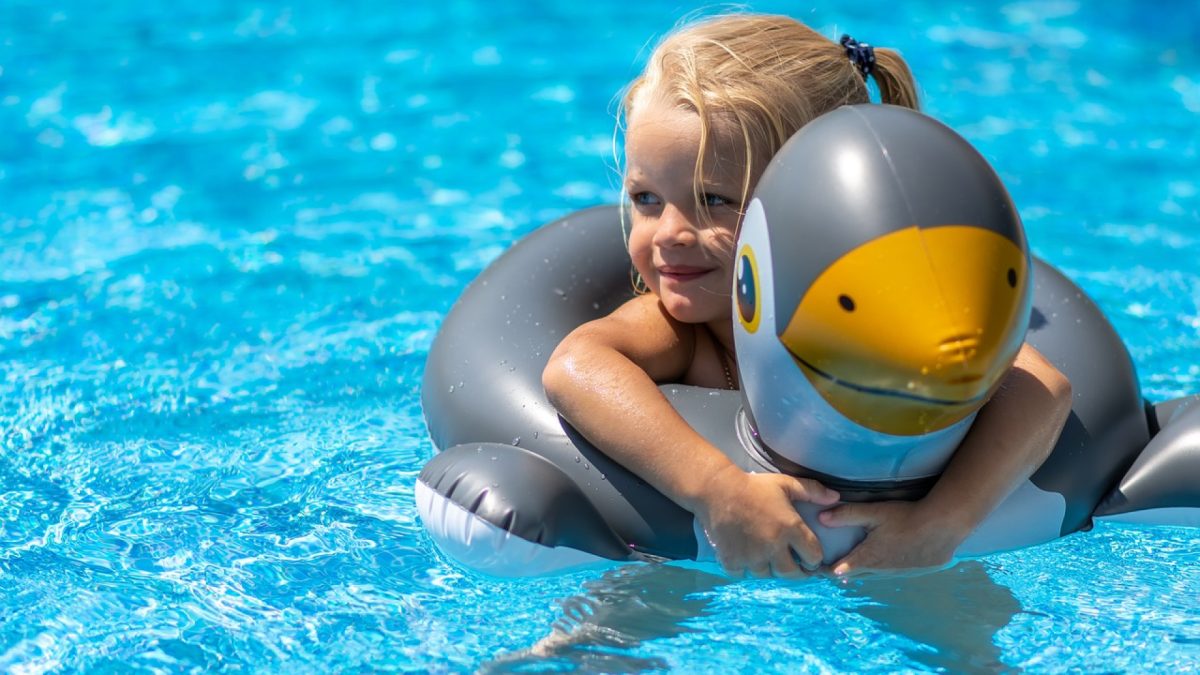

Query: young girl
(542, 14), (1072, 578)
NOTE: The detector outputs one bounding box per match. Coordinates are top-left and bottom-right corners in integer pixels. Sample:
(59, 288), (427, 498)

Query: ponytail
(873, 47), (920, 110)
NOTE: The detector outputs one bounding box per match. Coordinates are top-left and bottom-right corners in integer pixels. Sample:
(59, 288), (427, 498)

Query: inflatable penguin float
(416, 105), (1200, 577)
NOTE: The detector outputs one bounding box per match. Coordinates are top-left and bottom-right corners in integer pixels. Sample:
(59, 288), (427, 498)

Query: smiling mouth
(658, 266), (715, 282)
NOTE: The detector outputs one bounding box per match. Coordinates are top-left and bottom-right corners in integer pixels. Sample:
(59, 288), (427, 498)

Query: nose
(651, 205), (698, 247)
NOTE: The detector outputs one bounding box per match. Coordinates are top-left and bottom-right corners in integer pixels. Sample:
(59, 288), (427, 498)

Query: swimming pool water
(2, 0), (1198, 671)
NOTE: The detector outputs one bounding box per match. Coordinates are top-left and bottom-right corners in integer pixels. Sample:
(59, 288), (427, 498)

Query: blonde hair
(620, 14), (920, 292)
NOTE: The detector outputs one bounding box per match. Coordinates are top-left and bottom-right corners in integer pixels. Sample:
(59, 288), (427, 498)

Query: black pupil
(1007, 268), (1017, 288)
(737, 255), (756, 323)
(838, 294), (855, 312)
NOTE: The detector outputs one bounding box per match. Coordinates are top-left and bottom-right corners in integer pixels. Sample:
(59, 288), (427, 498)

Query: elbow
(1046, 362), (1075, 410)
(541, 353), (566, 404)
(1017, 343), (1073, 420)
(1045, 367), (1073, 419)
(1041, 369), (1073, 464)
(541, 338), (581, 407)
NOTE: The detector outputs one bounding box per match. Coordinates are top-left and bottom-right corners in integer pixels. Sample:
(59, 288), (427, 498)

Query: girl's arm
(543, 293), (839, 578)
(818, 343), (1072, 576)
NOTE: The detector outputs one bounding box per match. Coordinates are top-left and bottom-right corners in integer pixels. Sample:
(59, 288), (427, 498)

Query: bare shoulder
(555, 293), (696, 382)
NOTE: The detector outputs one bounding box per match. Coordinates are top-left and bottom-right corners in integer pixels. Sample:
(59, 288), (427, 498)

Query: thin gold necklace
(715, 343), (736, 390)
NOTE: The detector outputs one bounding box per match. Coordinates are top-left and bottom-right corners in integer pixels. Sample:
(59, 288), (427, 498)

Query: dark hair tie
(840, 35), (876, 80)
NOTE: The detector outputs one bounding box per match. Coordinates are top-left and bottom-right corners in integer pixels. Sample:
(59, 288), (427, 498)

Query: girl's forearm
(919, 345), (1072, 534)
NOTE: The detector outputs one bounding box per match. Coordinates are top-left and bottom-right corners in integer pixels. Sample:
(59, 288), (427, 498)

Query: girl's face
(625, 99), (751, 326)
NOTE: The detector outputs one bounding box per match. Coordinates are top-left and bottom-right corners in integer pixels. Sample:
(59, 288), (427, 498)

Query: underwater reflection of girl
(481, 563), (1020, 673)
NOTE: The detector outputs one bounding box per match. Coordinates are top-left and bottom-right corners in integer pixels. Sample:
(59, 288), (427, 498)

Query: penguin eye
(1007, 268), (1017, 288)
(838, 294), (856, 312)
(736, 246), (761, 333)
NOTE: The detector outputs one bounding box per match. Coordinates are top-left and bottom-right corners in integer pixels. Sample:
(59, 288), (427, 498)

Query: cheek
(704, 226), (737, 268)
(627, 221), (655, 272)
(710, 263), (735, 298)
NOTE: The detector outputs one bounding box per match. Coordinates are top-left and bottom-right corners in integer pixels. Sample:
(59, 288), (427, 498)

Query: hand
(694, 465), (840, 579)
(817, 500), (970, 578)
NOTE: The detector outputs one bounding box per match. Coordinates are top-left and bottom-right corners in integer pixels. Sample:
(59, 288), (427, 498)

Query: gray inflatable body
(416, 108), (1200, 578)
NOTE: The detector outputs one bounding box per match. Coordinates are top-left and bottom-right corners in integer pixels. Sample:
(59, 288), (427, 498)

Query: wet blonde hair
(620, 14), (920, 291)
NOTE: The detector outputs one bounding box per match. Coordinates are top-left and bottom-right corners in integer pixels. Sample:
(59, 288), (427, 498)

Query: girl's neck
(706, 319), (737, 362)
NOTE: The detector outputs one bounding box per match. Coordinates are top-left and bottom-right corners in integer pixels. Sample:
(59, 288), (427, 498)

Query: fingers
(707, 473), (840, 580)
(832, 565), (862, 579)
(818, 502), (880, 529)
(746, 561), (773, 579)
(717, 538), (814, 580)
(782, 476), (840, 506)
(715, 550), (741, 577)
(770, 547), (806, 579)
(830, 552), (860, 578)
(728, 550), (811, 580)
(783, 519), (824, 571)
(789, 541), (822, 572)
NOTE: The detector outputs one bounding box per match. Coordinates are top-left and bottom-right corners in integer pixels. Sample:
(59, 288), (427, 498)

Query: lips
(658, 264), (716, 282)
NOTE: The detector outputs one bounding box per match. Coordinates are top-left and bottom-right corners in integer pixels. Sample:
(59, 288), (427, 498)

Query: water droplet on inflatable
(476, 447), (482, 453)
(553, 287), (565, 297)
(458, 381), (464, 388)
(499, 359), (507, 365)
(500, 294), (507, 301)
(575, 456), (581, 463)
(508, 366), (516, 372)
(708, 390), (720, 396)
(583, 463), (590, 470)
(512, 436), (521, 446)
(533, 431), (539, 439)
(600, 474), (606, 481)
(448, 385), (455, 393)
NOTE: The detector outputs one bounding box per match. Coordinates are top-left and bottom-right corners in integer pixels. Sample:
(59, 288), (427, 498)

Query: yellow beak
(780, 225), (1029, 436)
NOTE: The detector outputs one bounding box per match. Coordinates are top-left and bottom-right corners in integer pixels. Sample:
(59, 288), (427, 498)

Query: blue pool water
(2, 0), (1198, 671)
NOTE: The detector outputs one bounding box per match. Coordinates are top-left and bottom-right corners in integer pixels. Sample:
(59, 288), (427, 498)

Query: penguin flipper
(415, 443), (634, 577)
(1094, 396), (1200, 526)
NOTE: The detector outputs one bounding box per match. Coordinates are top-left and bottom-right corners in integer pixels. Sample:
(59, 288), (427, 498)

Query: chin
(661, 298), (723, 325)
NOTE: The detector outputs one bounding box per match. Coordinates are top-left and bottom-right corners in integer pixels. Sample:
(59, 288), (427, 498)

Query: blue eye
(630, 192), (660, 206)
(704, 193), (731, 207)
(737, 245), (760, 333)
